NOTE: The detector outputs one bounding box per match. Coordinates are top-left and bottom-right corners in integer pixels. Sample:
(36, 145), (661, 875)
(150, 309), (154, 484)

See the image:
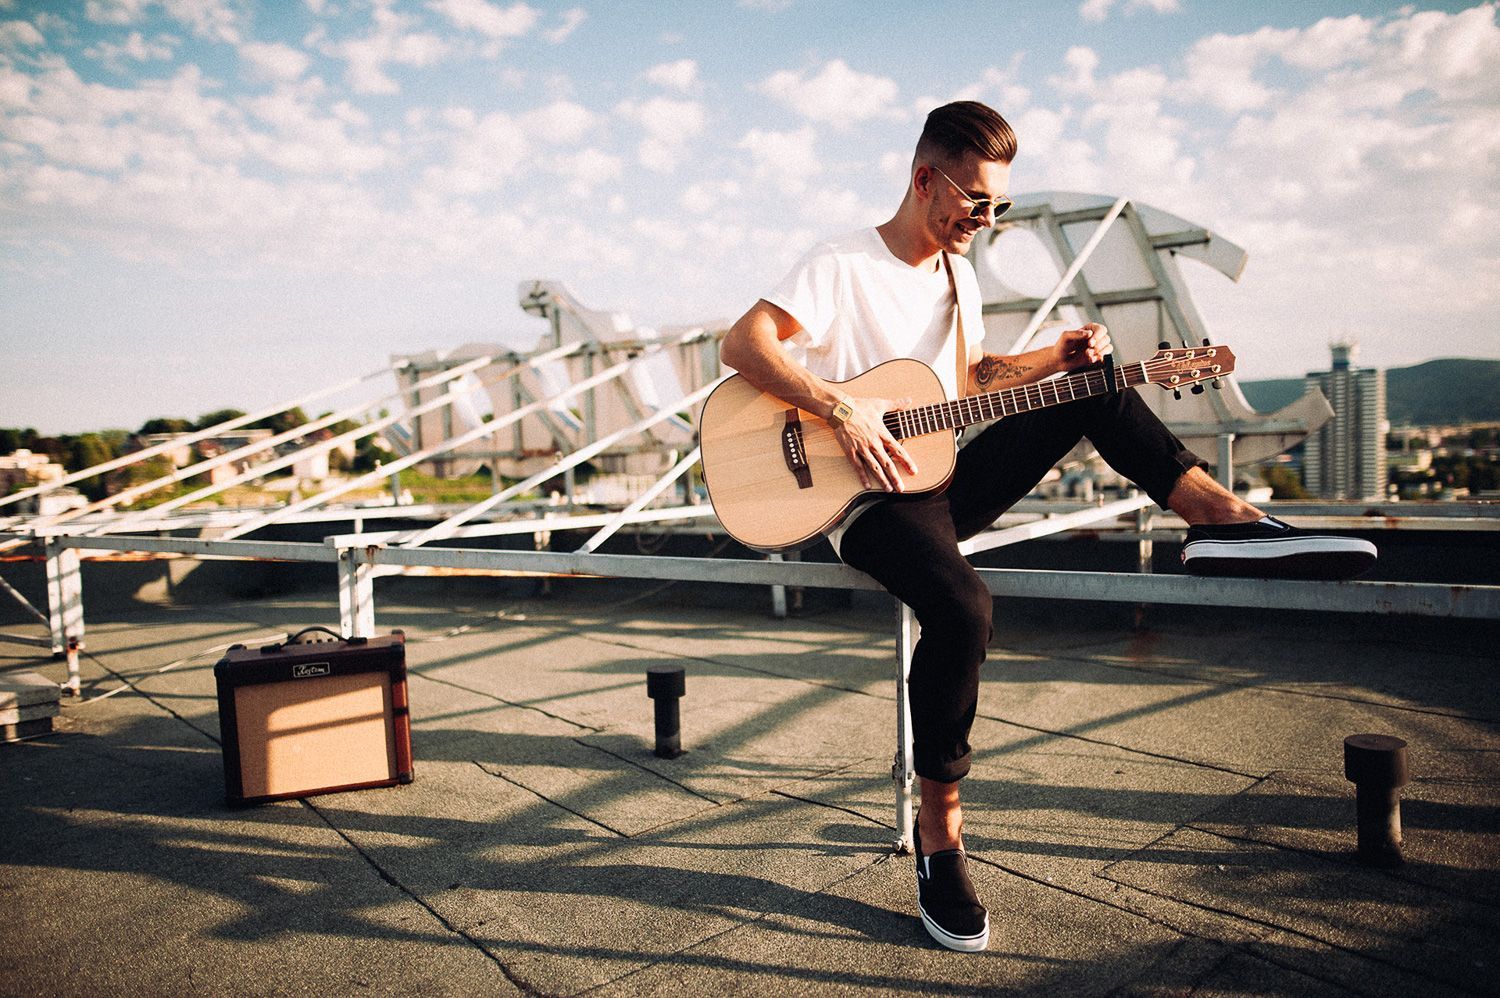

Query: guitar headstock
(1142, 344), (1236, 395)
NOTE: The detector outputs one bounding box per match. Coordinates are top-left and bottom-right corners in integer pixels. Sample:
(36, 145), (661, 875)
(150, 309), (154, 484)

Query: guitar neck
(882, 362), (1142, 440)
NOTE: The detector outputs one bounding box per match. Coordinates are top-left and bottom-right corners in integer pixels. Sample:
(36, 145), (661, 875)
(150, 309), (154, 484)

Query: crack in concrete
(576, 738), (721, 806)
(577, 852), (899, 997)
(301, 797), (543, 996)
(474, 760), (630, 838)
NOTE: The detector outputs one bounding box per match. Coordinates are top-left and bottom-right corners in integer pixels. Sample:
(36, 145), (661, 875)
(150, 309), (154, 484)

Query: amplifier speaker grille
(233, 671), (399, 800)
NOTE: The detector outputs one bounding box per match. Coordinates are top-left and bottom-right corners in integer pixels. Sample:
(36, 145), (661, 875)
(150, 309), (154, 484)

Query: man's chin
(947, 231), (976, 253)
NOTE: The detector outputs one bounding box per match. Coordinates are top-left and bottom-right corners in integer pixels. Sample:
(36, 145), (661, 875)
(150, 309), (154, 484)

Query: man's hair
(915, 101), (1017, 167)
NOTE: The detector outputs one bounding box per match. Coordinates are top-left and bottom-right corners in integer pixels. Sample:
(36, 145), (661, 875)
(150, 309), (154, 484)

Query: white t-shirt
(765, 227), (983, 403)
(762, 227), (984, 554)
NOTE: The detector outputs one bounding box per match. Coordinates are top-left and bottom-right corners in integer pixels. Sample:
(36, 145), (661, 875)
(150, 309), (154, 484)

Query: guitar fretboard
(881, 362), (1148, 440)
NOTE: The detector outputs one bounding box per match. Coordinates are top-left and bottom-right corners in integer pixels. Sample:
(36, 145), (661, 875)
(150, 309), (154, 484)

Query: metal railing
(8, 502), (1497, 853)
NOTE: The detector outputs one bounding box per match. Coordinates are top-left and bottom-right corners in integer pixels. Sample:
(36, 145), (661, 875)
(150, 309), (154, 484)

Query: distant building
(0, 449), (65, 494)
(135, 429), (275, 485)
(1302, 342), (1387, 500)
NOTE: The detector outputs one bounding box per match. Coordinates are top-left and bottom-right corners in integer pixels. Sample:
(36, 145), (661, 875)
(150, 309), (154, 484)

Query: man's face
(923, 153), (1011, 255)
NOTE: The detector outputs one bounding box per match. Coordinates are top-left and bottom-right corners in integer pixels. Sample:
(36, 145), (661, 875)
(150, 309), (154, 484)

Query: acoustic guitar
(699, 345), (1236, 551)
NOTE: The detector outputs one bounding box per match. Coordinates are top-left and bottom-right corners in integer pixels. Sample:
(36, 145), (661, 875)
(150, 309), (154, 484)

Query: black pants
(839, 387), (1205, 784)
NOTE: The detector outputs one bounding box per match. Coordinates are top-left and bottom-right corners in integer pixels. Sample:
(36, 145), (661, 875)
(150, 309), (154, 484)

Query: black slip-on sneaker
(1182, 515), (1377, 580)
(914, 826), (989, 952)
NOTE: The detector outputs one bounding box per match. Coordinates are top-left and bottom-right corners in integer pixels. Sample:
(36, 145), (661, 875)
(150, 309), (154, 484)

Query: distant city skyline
(3, 0), (1497, 434)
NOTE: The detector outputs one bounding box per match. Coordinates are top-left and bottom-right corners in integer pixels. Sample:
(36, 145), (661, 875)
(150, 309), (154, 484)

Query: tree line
(2, 409), (394, 501)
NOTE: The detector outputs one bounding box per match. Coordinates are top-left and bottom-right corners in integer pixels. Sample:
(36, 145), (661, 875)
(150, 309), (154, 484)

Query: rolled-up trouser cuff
(914, 750), (971, 785)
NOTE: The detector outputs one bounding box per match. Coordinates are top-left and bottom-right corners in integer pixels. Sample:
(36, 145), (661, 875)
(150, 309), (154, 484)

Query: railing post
(1135, 500), (1154, 574)
(1217, 432), (1236, 490)
(770, 553), (787, 618)
(338, 546), (376, 638)
(1134, 501), (1155, 630)
(44, 537), (84, 673)
(893, 602), (917, 854)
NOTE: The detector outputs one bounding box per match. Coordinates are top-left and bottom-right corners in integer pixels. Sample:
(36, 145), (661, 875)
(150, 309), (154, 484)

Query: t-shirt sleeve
(763, 243), (842, 349)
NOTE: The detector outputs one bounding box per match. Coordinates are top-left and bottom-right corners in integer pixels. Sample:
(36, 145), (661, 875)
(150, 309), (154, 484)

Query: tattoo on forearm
(974, 355), (1032, 389)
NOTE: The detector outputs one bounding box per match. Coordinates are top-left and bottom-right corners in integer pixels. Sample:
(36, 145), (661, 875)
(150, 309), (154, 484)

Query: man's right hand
(831, 396), (919, 492)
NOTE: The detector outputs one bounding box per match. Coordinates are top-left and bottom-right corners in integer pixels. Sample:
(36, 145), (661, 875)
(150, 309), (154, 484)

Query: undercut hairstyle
(915, 101), (1017, 168)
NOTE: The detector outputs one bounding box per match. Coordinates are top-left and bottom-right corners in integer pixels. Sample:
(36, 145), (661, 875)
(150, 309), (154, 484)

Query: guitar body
(699, 358), (958, 551)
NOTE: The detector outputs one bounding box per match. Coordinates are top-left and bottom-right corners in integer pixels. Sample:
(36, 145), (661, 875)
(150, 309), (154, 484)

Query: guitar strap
(941, 252), (967, 398)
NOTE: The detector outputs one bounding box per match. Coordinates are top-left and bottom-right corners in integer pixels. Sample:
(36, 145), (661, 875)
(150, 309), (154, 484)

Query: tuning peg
(1157, 341), (1170, 350)
(1191, 383), (1205, 394)
(1211, 378), (1223, 390)
(1201, 338), (1210, 346)
(1172, 389), (1182, 400)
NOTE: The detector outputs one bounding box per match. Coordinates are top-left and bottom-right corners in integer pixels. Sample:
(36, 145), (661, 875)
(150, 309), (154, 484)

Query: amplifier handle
(286, 625), (346, 645)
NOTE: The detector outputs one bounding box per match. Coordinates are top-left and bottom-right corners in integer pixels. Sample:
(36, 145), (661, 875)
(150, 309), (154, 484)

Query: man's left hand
(1054, 323), (1111, 372)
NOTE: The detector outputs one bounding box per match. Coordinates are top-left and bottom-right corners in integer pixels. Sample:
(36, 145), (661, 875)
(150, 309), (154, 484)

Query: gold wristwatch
(828, 398), (855, 428)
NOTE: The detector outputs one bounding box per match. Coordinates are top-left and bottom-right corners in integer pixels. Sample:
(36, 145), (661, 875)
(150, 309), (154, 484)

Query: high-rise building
(1302, 342), (1387, 500)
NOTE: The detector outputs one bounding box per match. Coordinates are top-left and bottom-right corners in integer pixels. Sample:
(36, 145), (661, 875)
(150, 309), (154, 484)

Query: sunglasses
(931, 165), (1013, 220)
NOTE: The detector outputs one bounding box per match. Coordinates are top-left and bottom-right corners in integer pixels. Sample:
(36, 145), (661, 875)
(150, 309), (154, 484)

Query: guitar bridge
(782, 409), (813, 489)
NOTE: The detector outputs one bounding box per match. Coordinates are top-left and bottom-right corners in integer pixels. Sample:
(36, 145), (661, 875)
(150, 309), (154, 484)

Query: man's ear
(913, 164), (933, 200)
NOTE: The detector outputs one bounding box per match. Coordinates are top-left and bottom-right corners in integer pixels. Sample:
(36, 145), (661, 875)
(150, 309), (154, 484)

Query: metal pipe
(63, 637), (80, 696)
(646, 666), (685, 758)
(1344, 733), (1409, 866)
(894, 603), (917, 854)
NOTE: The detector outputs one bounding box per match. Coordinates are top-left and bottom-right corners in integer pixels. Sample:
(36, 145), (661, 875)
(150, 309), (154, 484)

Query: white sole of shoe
(919, 904), (990, 953)
(1182, 536), (1377, 580)
(1182, 536), (1377, 560)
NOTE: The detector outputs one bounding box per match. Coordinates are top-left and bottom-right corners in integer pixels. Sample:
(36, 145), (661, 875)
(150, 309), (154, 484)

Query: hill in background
(1239, 358), (1500, 426)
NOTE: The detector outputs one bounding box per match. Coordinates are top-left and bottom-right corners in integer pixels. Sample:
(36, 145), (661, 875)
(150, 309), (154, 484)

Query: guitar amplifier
(214, 628), (413, 806)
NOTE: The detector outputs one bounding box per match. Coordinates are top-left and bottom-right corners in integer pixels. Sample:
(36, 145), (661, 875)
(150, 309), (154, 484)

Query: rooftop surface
(2, 564), (1497, 996)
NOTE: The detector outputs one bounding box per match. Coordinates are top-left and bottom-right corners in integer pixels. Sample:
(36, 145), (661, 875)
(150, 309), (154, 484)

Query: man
(719, 101), (1375, 952)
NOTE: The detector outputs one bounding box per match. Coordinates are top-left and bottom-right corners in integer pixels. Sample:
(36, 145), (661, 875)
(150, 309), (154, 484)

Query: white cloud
(800, 186), (874, 228)
(85, 31), (178, 72)
(759, 59), (899, 127)
(239, 41), (310, 84)
(1180, 30), (1280, 113)
(160, 0), (241, 44)
(84, 0), (151, 26)
(423, 108), (529, 194)
(326, 0), (448, 95)
(1080, 0), (1180, 23)
(631, 215), (689, 253)
(519, 99), (596, 144)
(427, 0), (538, 40)
(84, 0), (241, 43)
(1052, 46), (1099, 95)
(616, 96), (705, 172)
(242, 84), (387, 175)
(736, 125), (819, 194)
(680, 178), (741, 216)
(543, 7), (586, 44)
(951, 57), (1032, 115)
(551, 146), (621, 195)
(645, 58), (698, 93)
(0, 19), (44, 49)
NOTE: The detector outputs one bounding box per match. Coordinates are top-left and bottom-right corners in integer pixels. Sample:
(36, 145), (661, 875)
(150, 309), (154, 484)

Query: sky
(1, 0), (1497, 434)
